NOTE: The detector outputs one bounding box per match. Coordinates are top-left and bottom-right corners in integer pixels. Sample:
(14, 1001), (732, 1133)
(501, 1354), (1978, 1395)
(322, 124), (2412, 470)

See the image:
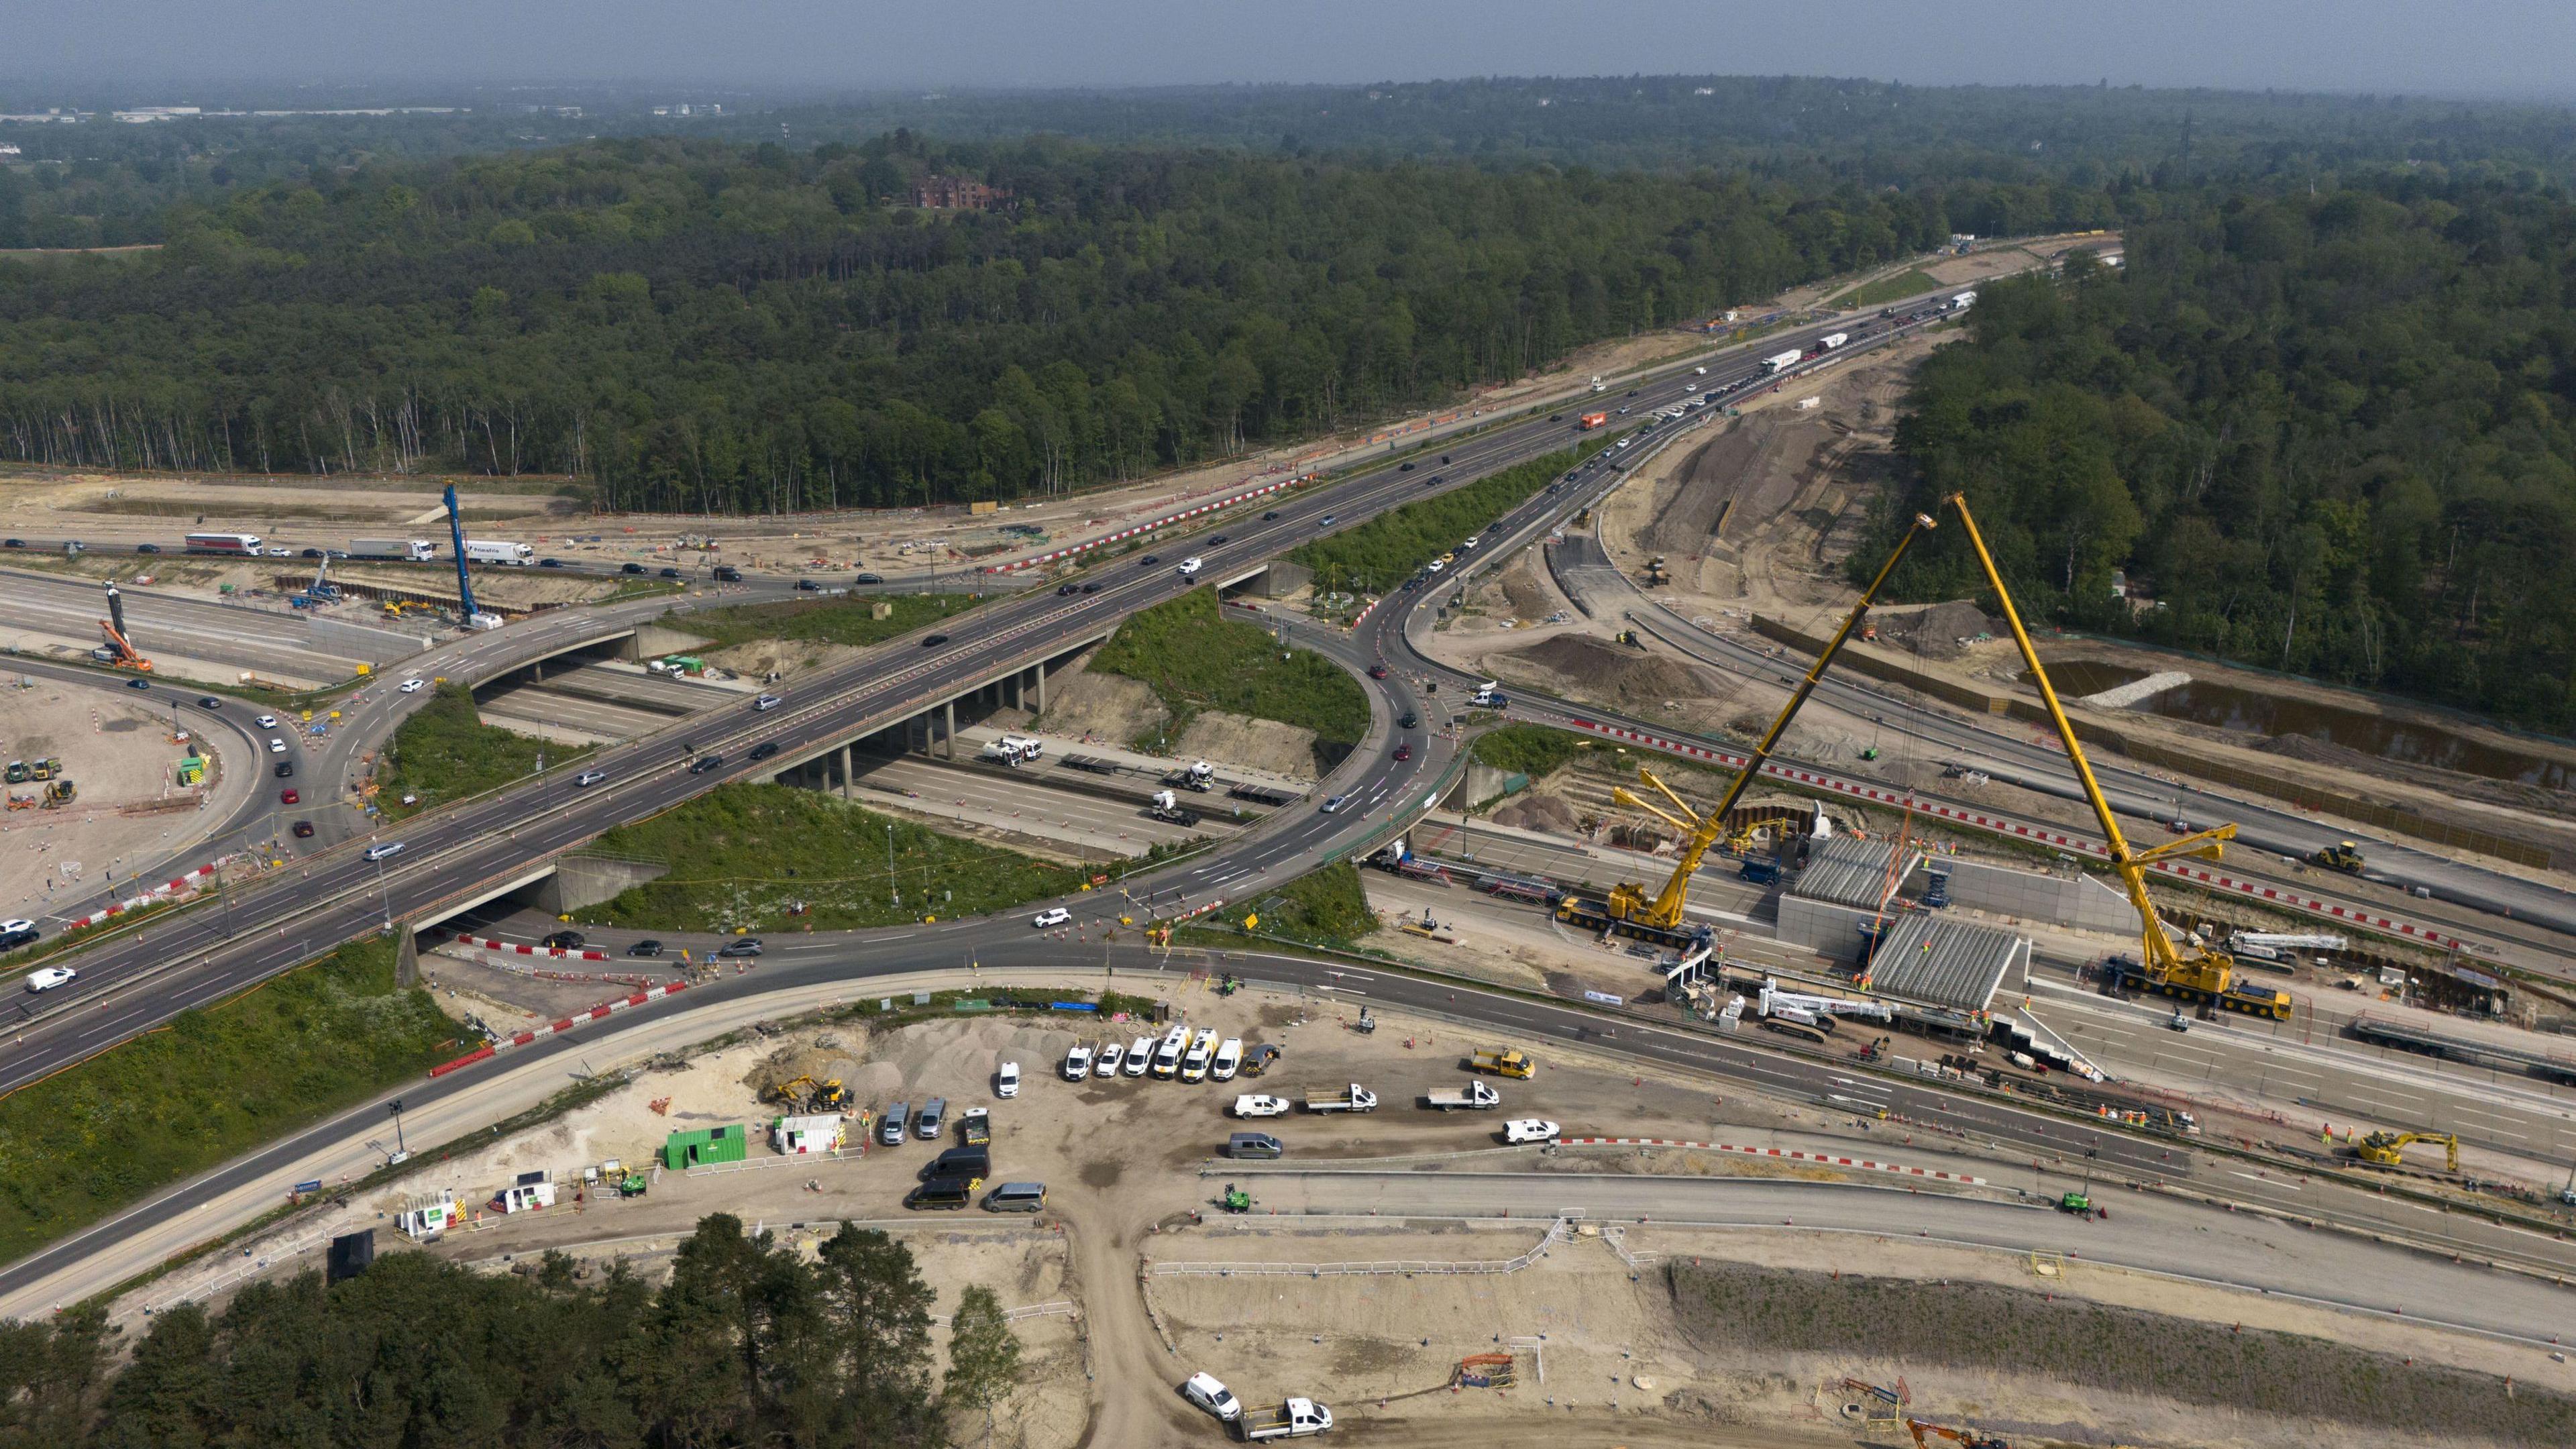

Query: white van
(1177, 557), (1203, 577)
(1150, 1025), (1189, 1079)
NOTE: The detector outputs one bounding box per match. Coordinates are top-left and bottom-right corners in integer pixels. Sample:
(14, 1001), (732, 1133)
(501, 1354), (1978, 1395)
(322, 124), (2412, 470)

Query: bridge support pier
(1032, 662), (1046, 714)
(943, 700), (957, 759)
(840, 743), (855, 800)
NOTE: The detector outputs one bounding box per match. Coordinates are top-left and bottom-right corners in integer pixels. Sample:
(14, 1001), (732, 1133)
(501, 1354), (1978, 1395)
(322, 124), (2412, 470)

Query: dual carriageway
(4, 285), (2575, 1318)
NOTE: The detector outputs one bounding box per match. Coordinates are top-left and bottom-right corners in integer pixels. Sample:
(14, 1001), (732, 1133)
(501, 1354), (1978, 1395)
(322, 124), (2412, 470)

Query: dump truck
(1469, 1047), (1536, 1079)
(1238, 1397), (1334, 1440)
(3, 761), (23, 784)
(1302, 1083), (1378, 1114)
(1422, 1080), (1501, 1112)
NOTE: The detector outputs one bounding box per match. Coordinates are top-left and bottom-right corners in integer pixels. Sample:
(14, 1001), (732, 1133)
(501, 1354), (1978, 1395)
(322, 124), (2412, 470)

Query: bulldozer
(2352, 1129), (2458, 1173)
(2310, 839), (2367, 874)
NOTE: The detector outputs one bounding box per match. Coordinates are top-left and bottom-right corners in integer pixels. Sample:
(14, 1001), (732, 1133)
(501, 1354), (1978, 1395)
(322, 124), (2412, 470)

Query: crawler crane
(1941, 496), (2290, 1022)
(1554, 511), (1941, 949)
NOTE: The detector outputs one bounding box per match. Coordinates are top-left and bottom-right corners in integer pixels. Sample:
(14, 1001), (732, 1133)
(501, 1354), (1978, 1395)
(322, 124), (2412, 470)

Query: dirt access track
(123, 969), (2573, 1449)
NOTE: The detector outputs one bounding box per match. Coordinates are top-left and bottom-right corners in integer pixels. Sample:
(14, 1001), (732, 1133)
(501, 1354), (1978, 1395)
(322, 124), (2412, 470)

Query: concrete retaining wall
(538, 855), (670, 914)
(1776, 892), (1879, 963)
(623, 623), (714, 661)
(1243, 559), (1311, 598)
(1941, 857), (2136, 934)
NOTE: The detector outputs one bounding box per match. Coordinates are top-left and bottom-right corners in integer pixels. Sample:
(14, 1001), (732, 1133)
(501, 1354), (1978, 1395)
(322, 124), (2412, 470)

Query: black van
(926, 1145), (990, 1181)
(904, 1175), (978, 1211)
(712, 564), (743, 582)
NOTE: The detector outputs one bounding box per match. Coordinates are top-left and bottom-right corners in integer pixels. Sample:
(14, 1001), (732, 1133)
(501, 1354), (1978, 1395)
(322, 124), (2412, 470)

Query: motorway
(12, 284), (2573, 1316)
(0, 297), (1945, 1099)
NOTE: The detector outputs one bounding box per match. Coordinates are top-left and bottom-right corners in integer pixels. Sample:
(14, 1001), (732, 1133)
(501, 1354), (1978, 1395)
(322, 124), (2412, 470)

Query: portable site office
(663, 1123), (750, 1171)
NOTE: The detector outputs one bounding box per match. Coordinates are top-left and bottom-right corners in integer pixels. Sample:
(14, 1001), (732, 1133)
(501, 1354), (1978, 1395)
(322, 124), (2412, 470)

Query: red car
(1393, 744), (1413, 762)
(280, 787), (299, 804)
(1367, 664), (1389, 680)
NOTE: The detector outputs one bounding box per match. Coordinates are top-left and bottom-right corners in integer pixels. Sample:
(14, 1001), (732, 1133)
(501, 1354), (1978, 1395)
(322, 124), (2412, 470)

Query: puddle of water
(2034, 658), (2575, 791)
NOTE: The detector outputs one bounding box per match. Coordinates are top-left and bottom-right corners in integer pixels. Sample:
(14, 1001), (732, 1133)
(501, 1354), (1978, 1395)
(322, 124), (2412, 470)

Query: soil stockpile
(1870, 600), (1997, 659)
(1501, 633), (1724, 711)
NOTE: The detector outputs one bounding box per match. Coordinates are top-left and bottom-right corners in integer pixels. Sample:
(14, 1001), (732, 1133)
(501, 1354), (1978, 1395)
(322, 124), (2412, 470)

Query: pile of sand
(1490, 792), (1582, 835)
(1872, 600), (1997, 659)
(1171, 709), (1323, 782)
(1030, 650), (1169, 747)
(1501, 633), (1723, 710)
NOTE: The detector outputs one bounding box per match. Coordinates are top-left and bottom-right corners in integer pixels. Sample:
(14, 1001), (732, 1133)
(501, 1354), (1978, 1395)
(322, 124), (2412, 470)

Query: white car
(1095, 1041), (1124, 1077)
(1182, 1371), (1242, 1422)
(574, 769), (608, 787)
(1063, 1042), (1093, 1080)
(996, 1061), (1020, 1098)
(753, 694), (782, 712)
(0, 919), (33, 936)
(399, 678), (425, 694)
(267, 737), (287, 754)
(1123, 1034), (1154, 1077)
(1232, 1094), (1291, 1118)
(254, 714), (278, 729)
(25, 967), (75, 992)
(1503, 1118), (1562, 1144)
(1032, 907), (1071, 930)
(362, 841), (405, 862)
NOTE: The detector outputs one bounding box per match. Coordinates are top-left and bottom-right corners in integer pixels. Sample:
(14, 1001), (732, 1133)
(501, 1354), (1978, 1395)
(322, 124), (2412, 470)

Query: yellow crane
(2353, 1129), (2457, 1173)
(1554, 510), (1943, 949)
(1941, 495), (2290, 1022)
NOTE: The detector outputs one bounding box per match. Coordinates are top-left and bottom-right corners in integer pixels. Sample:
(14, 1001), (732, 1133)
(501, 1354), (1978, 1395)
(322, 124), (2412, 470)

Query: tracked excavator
(1554, 510), (1943, 951)
(1909, 1419), (2011, 1449)
(2352, 1129), (2458, 1173)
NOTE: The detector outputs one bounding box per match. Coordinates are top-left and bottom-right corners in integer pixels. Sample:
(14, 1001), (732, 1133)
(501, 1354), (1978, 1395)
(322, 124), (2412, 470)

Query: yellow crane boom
(1556, 511), (1940, 946)
(1940, 495), (2288, 1021)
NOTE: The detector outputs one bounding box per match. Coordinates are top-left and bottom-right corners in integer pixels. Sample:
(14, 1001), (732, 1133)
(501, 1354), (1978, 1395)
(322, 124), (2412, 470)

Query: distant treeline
(0, 131), (2108, 513)
(1865, 174), (2576, 731)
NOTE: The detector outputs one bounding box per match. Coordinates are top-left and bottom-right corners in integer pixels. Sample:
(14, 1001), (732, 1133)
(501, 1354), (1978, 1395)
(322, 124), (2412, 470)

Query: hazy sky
(3, 0), (2571, 101)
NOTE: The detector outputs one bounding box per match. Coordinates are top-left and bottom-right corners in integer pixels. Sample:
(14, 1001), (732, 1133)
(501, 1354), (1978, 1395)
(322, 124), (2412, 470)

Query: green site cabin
(661, 1124), (749, 1171)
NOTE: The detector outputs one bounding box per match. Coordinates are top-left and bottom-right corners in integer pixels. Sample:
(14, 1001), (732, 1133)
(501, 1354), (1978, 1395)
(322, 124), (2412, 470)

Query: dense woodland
(0, 132), (2054, 512)
(1868, 178), (2576, 731)
(0, 1216), (995, 1448)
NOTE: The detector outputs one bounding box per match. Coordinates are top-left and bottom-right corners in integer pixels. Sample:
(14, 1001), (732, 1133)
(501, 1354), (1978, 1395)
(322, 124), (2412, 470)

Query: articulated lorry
(350, 538), (437, 561)
(1761, 348), (1804, 374)
(1146, 790), (1203, 826)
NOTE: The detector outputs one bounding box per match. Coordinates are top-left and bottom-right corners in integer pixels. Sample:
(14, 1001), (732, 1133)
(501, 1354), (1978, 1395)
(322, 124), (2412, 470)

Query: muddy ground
(0, 677), (239, 922)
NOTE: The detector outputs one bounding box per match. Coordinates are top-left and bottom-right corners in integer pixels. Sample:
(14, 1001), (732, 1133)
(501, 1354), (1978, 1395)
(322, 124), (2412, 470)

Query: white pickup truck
(1239, 1397), (1334, 1440)
(1303, 1083), (1378, 1114)
(1421, 1080), (1501, 1112)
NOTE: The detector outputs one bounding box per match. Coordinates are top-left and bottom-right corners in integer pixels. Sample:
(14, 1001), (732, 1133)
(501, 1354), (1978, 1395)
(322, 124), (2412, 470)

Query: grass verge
(0, 934), (455, 1265)
(1242, 862), (1378, 948)
(374, 683), (587, 820)
(580, 783), (1098, 933)
(1669, 1260), (2575, 1441)
(1826, 266), (1939, 310)
(672, 592), (979, 650)
(1469, 722), (1596, 778)
(1089, 588), (1368, 758)
(1289, 443), (1599, 595)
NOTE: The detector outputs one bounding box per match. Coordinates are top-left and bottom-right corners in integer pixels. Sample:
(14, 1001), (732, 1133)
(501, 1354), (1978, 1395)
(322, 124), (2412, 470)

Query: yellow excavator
(1554, 510), (1944, 949)
(1941, 496), (2290, 1022)
(2353, 1129), (2458, 1173)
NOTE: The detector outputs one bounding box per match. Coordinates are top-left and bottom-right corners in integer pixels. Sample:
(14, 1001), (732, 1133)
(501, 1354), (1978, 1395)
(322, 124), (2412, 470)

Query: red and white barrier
(428, 979), (692, 1077)
(60, 862), (219, 930)
(449, 930), (611, 963)
(1559, 716), (2466, 951)
(984, 474), (1308, 573)
(1558, 1135), (1984, 1184)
